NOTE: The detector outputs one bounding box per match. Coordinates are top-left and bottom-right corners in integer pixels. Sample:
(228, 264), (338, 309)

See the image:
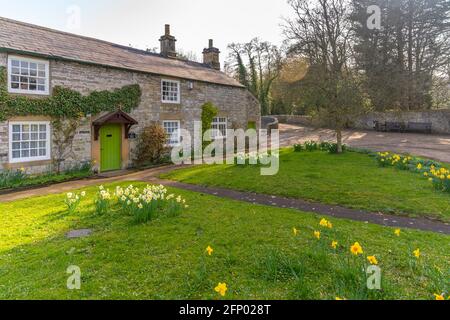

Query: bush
(134, 124), (167, 167)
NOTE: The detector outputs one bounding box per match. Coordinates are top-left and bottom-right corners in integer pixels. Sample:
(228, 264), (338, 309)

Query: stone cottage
(0, 17), (260, 173)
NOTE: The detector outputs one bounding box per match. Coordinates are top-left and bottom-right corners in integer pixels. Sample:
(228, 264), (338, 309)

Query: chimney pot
(160, 24), (177, 58)
(203, 39), (221, 70)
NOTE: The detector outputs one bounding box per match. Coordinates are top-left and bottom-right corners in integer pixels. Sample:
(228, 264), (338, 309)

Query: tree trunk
(336, 129), (343, 154)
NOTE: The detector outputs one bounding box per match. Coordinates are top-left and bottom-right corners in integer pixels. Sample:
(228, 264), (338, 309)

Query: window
(211, 117), (228, 139)
(163, 121), (181, 146)
(8, 56), (50, 95)
(161, 79), (180, 103)
(9, 122), (51, 163)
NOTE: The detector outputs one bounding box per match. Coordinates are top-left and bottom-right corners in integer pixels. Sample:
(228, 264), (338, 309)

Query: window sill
(8, 89), (50, 96)
(4, 159), (52, 169)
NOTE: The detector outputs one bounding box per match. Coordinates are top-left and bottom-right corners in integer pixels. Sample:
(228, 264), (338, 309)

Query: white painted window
(161, 79), (180, 103)
(163, 120), (181, 146)
(7, 55), (50, 95)
(9, 121), (51, 163)
(211, 117), (228, 139)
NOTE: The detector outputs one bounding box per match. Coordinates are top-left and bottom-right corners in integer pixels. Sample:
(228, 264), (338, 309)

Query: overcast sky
(0, 0), (293, 66)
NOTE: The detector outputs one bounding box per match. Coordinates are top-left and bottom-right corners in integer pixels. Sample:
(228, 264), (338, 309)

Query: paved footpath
(1, 165), (449, 235)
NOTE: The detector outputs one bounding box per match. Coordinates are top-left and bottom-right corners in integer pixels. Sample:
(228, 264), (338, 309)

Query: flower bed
(0, 163), (93, 191)
(293, 141), (347, 154)
(376, 152), (450, 193)
(65, 184), (188, 224)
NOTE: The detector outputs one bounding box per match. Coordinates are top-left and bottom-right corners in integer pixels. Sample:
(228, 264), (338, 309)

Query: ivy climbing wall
(0, 52), (261, 173)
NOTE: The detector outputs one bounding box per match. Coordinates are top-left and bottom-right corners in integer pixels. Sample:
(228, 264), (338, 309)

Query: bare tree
(283, 0), (365, 153)
(226, 38), (283, 115)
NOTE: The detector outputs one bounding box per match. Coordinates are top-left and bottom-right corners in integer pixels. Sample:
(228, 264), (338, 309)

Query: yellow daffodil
(206, 246), (214, 256)
(413, 249), (421, 259)
(434, 294), (445, 301)
(293, 228), (299, 236)
(215, 283), (228, 297)
(394, 229), (401, 237)
(367, 256), (378, 265)
(319, 218), (328, 227)
(424, 172), (428, 177)
(314, 231), (321, 240)
(331, 241), (338, 249)
(417, 163), (422, 170)
(335, 297), (346, 300)
(350, 242), (364, 256)
(327, 221), (333, 229)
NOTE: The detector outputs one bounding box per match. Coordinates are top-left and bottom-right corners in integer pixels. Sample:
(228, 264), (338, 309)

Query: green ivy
(201, 102), (218, 147)
(0, 66), (141, 121)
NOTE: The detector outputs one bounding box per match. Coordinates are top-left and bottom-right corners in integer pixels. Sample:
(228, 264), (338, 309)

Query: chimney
(159, 24), (177, 58)
(203, 39), (221, 70)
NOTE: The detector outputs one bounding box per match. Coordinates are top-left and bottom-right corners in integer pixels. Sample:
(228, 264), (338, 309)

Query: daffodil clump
(235, 151), (279, 166)
(115, 184), (188, 223)
(293, 141), (347, 154)
(95, 185), (111, 215)
(64, 191), (86, 214)
(376, 152), (450, 193)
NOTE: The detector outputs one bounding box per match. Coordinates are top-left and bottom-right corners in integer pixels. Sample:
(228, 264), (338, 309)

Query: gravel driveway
(279, 124), (450, 163)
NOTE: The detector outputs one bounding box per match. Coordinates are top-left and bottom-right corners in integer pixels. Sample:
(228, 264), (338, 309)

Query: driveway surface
(279, 124), (450, 163)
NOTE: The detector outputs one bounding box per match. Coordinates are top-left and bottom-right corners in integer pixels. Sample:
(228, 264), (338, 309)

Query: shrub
(134, 124), (167, 167)
(201, 102), (218, 149)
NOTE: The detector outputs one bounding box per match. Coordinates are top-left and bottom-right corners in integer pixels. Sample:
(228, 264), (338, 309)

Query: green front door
(100, 124), (122, 172)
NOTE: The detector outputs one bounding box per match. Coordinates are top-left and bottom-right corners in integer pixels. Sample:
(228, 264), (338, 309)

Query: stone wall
(353, 110), (450, 134)
(274, 115), (313, 127)
(0, 52), (261, 173)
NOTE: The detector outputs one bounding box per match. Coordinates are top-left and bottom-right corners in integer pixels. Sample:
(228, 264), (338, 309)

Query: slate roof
(0, 17), (243, 88)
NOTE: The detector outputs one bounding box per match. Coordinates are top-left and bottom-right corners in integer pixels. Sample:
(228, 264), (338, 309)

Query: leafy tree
(352, 0), (450, 110)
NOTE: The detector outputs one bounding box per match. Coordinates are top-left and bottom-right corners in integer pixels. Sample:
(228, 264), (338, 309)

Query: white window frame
(7, 55), (50, 95)
(163, 120), (181, 147)
(8, 121), (51, 164)
(161, 79), (181, 104)
(211, 117), (228, 139)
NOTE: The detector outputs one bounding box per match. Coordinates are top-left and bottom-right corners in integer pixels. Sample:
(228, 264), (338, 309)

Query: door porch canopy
(92, 110), (138, 141)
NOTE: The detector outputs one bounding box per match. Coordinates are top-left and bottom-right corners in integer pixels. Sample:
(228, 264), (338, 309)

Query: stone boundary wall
(274, 111), (450, 134)
(353, 110), (450, 134)
(274, 115), (313, 127)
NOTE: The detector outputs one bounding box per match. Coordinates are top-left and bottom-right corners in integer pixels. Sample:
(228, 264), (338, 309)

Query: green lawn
(161, 149), (450, 222)
(0, 181), (448, 300)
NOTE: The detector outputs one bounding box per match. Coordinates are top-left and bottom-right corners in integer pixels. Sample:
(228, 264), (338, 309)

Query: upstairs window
(8, 56), (50, 95)
(161, 79), (180, 103)
(163, 120), (181, 146)
(9, 121), (51, 163)
(211, 117), (228, 139)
